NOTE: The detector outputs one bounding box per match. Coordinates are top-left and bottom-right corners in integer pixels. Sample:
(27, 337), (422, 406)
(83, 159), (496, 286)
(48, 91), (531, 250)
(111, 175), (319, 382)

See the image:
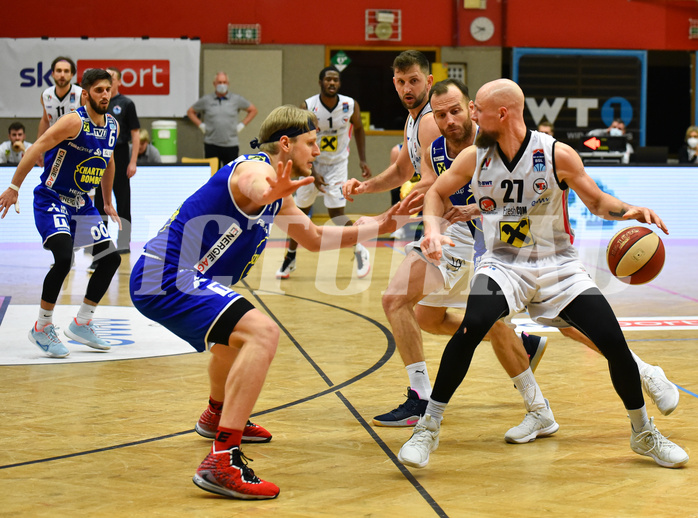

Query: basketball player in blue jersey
(129, 105), (421, 500)
(0, 69), (122, 359)
(398, 79), (687, 469)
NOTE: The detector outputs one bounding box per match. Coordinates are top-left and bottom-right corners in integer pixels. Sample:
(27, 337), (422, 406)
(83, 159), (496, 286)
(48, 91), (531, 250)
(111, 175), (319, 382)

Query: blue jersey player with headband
(0, 68), (122, 359)
(129, 104), (422, 500)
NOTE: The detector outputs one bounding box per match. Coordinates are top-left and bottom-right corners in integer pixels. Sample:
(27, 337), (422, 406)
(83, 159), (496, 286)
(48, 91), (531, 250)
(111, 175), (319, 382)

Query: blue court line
(677, 385), (698, 399)
(0, 296), (11, 325)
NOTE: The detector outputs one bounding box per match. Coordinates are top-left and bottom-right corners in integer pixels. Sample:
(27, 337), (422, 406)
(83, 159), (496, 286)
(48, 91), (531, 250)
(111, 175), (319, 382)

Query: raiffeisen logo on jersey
(78, 59), (171, 95)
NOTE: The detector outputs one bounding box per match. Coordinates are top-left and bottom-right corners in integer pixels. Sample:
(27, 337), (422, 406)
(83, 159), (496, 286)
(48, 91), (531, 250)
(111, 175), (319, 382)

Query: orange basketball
(606, 226), (665, 285)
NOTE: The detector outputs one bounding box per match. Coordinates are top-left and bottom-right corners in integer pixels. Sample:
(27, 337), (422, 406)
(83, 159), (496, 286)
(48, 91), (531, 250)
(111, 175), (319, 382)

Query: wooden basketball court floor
(0, 233), (696, 517)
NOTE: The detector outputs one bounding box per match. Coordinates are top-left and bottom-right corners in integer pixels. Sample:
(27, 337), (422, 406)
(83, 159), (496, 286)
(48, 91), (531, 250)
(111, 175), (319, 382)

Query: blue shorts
(33, 186), (111, 249)
(129, 254), (250, 352)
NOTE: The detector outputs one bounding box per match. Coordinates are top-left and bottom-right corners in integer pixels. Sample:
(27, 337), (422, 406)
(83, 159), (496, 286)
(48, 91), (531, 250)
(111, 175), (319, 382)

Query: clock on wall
(470, 16), (495, 42)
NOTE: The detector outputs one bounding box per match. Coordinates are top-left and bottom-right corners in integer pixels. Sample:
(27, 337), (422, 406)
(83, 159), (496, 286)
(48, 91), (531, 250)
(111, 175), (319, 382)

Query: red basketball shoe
(195, 407), (272, 443)
(193, 446), (280, 499)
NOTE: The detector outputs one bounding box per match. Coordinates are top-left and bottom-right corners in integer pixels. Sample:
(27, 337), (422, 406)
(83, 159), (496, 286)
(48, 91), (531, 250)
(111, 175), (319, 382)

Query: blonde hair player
(129, 105), (421, 500)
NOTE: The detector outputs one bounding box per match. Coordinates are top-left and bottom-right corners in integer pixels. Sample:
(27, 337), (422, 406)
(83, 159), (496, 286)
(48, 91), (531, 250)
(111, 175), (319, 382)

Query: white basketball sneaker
(640, 365), (679, 416)
(505, 399), (559, 444)
(630, 417), (688, 468)
(397, 414), (440, 468)
(65, 319), (111, 350)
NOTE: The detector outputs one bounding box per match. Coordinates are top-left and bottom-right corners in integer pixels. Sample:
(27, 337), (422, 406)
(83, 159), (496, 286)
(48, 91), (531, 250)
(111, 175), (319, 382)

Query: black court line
(335, 391), (448, 518)
(246, 284), (447, 517)
(0, 285), (448, 516)
(0, 430), (194, 470)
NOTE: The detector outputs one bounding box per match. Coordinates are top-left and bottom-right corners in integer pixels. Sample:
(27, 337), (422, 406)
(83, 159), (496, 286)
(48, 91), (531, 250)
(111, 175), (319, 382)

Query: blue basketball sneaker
(64, 319), (111, 350)
(28, 323), (70, 358)
(521, 332), (548, 373)
(373, 388), (428, 427)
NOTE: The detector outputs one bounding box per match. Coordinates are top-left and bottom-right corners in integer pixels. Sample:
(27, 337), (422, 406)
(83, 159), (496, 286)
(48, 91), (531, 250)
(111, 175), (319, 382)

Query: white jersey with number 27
(472, 130), (575, 263)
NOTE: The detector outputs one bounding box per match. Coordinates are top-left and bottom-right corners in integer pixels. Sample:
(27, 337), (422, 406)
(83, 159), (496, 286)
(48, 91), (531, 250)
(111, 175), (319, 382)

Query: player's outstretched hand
(354, 190), (423, 235)
(372, 190), (424, 235)
(623, 206), (669, 235)
(394, 189), (424, 218)
(0, 188), (20, 219)
(263, 160), (314, 202)
(342, 178), (365, 202)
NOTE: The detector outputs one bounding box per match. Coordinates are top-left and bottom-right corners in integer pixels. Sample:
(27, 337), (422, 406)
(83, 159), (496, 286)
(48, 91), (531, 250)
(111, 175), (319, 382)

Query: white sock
(355, 242), (366, 254)
(628, 405), (650, 432)
(512, 367), (546, 412)
(37, 308), (53, 329)
(76, 303), (96, 325)
(629, 349), (649, 373)
(425, 399), (447, 424)
(406, 361), (431, 400)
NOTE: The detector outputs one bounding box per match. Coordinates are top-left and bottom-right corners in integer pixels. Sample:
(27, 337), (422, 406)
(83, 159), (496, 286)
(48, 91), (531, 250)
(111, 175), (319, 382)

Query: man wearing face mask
(187, 72), (258, 167)
(587, 118), (634, 164)
(678, 125), (698, 164)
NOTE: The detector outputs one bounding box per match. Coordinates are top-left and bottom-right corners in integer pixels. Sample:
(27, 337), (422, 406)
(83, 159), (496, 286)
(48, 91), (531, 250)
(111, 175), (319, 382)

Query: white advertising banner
(0, 38), (201, 118)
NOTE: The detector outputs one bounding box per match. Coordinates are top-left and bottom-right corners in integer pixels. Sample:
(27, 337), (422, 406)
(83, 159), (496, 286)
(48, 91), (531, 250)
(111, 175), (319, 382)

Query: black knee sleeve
(431, 275), (510, 404)
(85, 250), (121, 303)
(559, 288), (643, 409)
(42, 234), (74, 304)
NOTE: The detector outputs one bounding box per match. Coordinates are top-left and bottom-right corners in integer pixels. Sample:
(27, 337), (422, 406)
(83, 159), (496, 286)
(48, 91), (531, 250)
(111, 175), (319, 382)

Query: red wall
(2, 0), (697, 50)
(505, 0), (698, 51)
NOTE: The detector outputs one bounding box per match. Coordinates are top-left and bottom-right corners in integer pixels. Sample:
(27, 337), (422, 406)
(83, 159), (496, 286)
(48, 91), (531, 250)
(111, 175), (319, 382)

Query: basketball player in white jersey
(343, 51), (438, 201)
(398, 78), (688, 469)
(342, 52), (547, 432)
(365, 77), (561, 441)
(36, 56), (85, 264)
(38, 57), (83, 139)
(342, 50), (441, 420)
(276, 66), (372, 279)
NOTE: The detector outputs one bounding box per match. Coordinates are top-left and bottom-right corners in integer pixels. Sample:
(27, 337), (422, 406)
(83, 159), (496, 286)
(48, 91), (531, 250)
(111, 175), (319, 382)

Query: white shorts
(295, 160), (348, 209)
(406, 223), (475, 309)
(475, 248), (597, 327)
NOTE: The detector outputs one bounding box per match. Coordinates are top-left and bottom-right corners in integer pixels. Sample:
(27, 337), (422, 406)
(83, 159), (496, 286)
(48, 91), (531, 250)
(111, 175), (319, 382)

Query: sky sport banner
(0, 38), (200, 118)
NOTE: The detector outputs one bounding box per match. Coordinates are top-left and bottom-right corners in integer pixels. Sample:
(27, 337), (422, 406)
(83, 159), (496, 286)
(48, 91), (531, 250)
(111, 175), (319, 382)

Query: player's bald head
(478, 79), (524, 115)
